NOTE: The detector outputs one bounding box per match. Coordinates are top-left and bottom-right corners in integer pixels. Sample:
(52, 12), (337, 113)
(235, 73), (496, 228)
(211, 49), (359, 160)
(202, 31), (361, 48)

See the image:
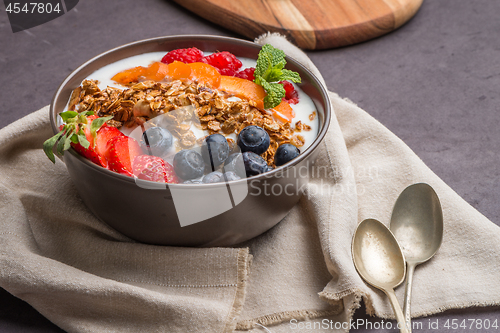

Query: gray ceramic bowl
(50, 35), (331, 247)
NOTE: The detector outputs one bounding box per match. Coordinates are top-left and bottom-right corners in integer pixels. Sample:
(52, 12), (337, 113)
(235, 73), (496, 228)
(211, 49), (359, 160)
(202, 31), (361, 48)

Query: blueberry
(202, 171), (224, 183)
(223, 153), (246, 178)
(223, 171), (241, 181)
(173, 150), (205, 180)
(274, 144), (300, 166)
(141, 127), (173, 157)
(242, 152), (270, 177)
(201, 134), (230, 170)
(237, 125), (270, 155)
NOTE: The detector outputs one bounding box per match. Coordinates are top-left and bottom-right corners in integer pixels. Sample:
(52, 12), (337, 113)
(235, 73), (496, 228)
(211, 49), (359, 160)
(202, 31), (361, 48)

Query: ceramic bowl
(50, 35), (331, 247)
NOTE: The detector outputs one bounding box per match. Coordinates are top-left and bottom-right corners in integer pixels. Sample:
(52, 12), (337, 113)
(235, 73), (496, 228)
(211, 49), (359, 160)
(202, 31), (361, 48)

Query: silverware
(352, 218), (409, 333)
(390, 183), (444, 333)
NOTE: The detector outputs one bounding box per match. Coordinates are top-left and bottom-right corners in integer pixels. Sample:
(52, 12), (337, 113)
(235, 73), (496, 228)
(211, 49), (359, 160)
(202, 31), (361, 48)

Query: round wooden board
(172, 0), (424, 50)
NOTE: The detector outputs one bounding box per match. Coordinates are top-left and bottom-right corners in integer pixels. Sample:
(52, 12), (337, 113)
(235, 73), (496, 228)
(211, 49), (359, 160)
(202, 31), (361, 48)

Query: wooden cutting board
(172, 0), (424, 50)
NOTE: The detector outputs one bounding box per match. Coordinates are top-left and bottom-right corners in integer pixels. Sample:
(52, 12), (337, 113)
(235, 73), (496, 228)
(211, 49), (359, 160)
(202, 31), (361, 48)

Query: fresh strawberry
(72, 140), (105, 166)
(69, 115), (106, 166)
(234, 67), (255, 81)
(161, 47), (204, 64)
(106, 136), (143, 176)
(70, 118), (126, 168)
(202, 51), (242, 72)
(280, 80), (299, 104)
(94, 126), (124, 168)
(132, 155), (179, 184)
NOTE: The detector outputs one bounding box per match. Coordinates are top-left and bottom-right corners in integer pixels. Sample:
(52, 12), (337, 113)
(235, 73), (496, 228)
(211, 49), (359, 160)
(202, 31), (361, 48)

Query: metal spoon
(352, 219), (409, 333)
(390, 183), (443, 333)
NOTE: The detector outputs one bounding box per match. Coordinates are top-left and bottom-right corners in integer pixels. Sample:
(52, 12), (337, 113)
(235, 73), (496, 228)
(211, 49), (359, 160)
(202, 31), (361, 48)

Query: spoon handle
(403, 263), (416, 332)
(385, 288), (410, 333)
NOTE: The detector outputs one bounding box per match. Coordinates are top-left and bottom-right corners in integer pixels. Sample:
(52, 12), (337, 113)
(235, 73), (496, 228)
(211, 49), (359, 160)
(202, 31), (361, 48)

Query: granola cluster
(68, 79), (311, 167)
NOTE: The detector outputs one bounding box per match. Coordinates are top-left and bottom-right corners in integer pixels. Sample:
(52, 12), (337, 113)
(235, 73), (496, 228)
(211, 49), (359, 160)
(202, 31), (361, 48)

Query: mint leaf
(256, 75), (286, 109)
(253, 44), (301, 109)
(254, 44), (286, 82)
(279, 69), (301, 83)
(43, 130), (65, 163)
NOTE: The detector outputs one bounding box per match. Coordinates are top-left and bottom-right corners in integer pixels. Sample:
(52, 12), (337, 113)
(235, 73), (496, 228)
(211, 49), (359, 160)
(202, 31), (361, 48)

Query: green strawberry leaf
(59, 111), (79, 123)
(77, 133), (90, 149)
(56, 130), (69, 155)
(43, 130), (65, 163)
(70, 133), (79, 144)
(63, 133), (73, 151)
(90, 115), (114, 139)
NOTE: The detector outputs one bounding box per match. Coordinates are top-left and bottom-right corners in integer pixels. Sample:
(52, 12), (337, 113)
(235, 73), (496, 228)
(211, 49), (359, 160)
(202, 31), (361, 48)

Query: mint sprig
(43, 111), (112, 163)
(253, 44), (301, 109)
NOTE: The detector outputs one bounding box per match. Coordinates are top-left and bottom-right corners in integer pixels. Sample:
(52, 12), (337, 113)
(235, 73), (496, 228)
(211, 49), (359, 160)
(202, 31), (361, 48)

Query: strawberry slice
(95, 126), (124, 168)
(72, 140), (105, 166)
(132, 155), (180, 184)
(106, 136), (143, 176)
(69, 116), (124, 168)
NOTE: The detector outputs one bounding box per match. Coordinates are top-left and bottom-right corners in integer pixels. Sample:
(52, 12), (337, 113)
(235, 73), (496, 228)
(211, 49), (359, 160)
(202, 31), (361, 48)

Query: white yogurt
(78, 51), (320, 154)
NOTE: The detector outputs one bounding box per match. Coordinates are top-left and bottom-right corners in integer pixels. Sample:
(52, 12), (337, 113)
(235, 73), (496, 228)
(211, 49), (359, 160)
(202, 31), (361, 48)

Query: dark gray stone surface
(0, 0), (499, 331)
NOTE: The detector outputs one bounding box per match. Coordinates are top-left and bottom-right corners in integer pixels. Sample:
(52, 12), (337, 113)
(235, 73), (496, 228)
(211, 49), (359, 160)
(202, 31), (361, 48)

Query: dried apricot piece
(111, 66), (147, 85)
(188, 62), (221, 88)
(144, 62), (170, 81)
(166, 61), (192, 81)
(218, 76), (266, 109)
(271, 100), (295, 123)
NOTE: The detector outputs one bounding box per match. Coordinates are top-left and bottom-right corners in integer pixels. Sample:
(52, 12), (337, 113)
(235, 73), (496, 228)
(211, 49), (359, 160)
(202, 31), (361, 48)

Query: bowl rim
(49, 34), (331, 187)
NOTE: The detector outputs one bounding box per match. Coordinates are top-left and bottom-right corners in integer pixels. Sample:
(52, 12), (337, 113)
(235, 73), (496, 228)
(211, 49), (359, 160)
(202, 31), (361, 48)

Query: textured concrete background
(0, 0), (499, 331)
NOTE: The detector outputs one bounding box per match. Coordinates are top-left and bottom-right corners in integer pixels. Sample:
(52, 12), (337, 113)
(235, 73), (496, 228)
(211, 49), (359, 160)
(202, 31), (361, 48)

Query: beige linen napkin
(0, 107), (251, 333)
(1, 34), (500, 333)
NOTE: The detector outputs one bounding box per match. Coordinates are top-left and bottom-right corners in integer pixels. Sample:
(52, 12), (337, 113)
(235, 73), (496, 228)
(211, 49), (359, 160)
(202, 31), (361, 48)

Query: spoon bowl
(391, 183), (443, 263)
(352, 218), (409, 333)
(390, 183), (444, 332)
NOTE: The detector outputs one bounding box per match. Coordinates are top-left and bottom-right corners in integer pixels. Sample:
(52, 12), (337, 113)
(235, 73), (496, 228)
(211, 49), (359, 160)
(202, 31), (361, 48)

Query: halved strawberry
(95, 126), (124, 168)
(70, 115), (106, 166)
(72, 140), (105, 166)
(105, 136), (144, 176)
(132, 155), (179, 184)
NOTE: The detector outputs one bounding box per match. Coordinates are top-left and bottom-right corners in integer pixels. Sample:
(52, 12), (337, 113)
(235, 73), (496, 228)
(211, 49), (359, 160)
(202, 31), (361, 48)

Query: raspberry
(219, 67), (236, 76)
(161, 47), (204, 64)
(280, 80), (299, 104)
(234, 67), (255, 81)
(202, 51), (242, 72)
